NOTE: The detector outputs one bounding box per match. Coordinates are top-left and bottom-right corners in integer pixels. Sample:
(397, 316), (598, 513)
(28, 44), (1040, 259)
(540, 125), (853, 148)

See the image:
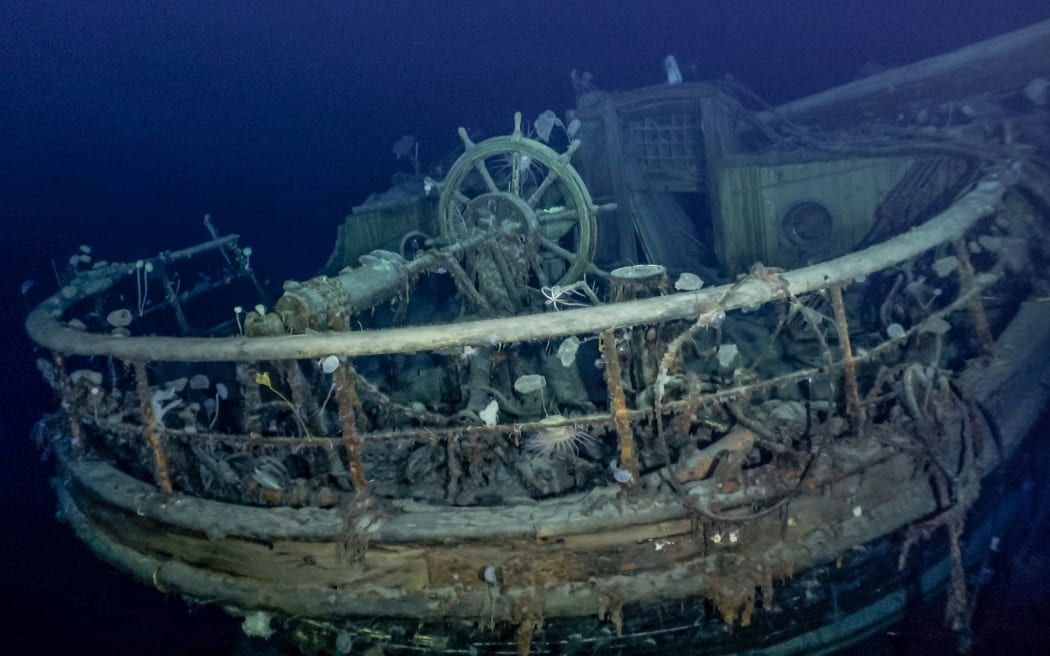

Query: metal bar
(156, 263), (191, 335)
(132, 361), (174, 494)
(53, 352), (83, 453)
(333, 363), (370, 498)
(829, 285), (864, 427)
(602, 329), (639, 486)
(953, 238), (995, 355)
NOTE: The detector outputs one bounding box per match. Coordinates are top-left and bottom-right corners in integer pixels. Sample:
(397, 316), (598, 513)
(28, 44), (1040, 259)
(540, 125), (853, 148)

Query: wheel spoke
(537, 207), (580, 226)
(526, 169), (560, 208)
(529, 252), (551, 288)
(510, 151), (521, 197)
(473, 160), (499, 194)
(539, 236), (578, 264)
(541, 237), (609, 279)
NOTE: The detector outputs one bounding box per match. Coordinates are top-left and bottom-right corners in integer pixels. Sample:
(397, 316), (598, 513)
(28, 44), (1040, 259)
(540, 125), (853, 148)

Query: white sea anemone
(479, 399), (500, 428)
(320, 354), (340, 374)
(241, 611), (274, 639)
(523, 416), (595, 458)
(557, 336), (580, 367)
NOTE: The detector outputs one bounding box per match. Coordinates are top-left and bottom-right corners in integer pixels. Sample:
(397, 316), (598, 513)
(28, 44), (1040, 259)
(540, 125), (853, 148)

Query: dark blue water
(3, 2), (1049, 653)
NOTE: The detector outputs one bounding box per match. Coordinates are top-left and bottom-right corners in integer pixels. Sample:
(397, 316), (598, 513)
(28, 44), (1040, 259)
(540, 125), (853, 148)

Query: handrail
(26, 180), (1004, 362)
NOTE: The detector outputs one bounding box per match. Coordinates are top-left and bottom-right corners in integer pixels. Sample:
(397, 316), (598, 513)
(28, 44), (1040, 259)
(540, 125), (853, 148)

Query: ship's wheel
(438, 113), (600, 291)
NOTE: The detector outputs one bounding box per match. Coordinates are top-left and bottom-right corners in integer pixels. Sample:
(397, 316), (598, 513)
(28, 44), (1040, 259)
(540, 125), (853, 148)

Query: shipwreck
(26, 20), (1050, 655)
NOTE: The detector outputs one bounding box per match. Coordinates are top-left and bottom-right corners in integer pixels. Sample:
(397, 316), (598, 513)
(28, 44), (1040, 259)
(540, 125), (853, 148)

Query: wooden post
(132, 361), (174, 494)
(609, 264), (668, 303)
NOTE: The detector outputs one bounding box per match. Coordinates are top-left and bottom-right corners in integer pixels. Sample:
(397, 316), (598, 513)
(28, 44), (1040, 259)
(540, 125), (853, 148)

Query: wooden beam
(26, 181), (1004, 362)
(767, 20), (1050, 128)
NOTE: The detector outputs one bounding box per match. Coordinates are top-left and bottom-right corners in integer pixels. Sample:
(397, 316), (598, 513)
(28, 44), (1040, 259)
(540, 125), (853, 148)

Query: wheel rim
(439, 113), (598, 287)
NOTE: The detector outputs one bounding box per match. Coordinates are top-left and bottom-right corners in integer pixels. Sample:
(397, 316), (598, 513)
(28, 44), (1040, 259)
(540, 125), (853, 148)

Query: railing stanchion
(133, 361), (174, 494)
(829, 285), (864, 428)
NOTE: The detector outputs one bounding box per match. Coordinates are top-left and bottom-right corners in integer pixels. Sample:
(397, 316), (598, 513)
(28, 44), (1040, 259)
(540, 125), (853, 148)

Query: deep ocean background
(3, 2), (1050, 654)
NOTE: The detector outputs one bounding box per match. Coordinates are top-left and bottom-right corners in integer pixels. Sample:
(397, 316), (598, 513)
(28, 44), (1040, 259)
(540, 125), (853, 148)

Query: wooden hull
(49, 299), (1050, 653)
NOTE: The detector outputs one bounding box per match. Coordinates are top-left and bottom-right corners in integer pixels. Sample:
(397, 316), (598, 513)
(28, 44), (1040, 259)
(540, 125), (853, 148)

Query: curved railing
(27, 180), (1009, 514)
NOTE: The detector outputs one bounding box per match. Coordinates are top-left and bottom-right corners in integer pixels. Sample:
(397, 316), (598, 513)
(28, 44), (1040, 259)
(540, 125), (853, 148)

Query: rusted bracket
(52, 352), (83, 453)
(829, 285), (864, 427)
(953, 238), (995, 355)
(133, 361), (174, 494)
(333, 363), (370, 499)
(602, 329), (640, 485)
